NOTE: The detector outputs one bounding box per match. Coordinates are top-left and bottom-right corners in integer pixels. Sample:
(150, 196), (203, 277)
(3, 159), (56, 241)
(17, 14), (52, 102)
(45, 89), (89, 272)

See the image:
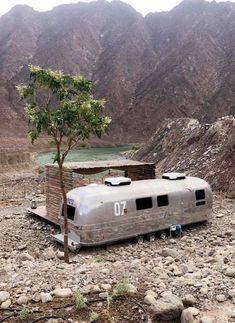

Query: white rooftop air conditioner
(162, 172), (186, 180)
(104, 177), (131, 186)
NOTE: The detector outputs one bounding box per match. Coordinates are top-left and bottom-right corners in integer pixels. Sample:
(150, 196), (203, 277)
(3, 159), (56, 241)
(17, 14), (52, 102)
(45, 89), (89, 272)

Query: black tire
(159, 230), (167, 239)
(147, 233), (156, 242)
(135, 235), (144, 244)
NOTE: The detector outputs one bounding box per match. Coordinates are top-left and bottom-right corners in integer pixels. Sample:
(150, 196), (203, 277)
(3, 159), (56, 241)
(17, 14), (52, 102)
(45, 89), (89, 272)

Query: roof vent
(105, 177), (131, 186)
(162, 172), (186, 180)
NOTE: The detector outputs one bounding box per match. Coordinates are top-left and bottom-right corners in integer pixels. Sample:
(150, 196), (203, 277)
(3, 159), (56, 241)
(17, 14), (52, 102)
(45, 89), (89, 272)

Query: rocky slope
(132, 116), (235, 195)
(0, 195), (234, 322)
(0, 0), (234, 143)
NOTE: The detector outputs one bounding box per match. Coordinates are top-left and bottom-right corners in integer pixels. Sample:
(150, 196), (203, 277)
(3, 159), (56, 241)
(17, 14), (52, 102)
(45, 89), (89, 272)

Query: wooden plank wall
(127, 164), (155, 180)
(45, 166), (73, 221)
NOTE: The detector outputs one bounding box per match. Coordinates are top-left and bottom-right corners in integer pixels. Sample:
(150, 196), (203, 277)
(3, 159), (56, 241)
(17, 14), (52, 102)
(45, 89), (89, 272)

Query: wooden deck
(27, 206), (60, 225)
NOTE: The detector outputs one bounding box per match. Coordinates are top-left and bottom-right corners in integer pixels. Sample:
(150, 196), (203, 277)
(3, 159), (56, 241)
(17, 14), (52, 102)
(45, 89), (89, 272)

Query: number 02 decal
(114, 201), (127, 216)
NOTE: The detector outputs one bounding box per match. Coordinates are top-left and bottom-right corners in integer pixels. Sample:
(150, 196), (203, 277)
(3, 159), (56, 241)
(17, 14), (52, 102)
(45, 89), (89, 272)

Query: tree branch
(61, 137), (73, 164)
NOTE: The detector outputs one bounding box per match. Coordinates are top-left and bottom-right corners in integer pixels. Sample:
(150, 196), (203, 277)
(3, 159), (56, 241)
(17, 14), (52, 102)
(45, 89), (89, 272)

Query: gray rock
(98, 292), (109, 299)
(127, 284), (137, 293)
(0, 291), (10, 304)
(145, 290), (158, 298)
(228, 289), (235, 298)
(32, 294), (41, 303)
(216, 294), (226, 302)
(182, 294), (197, 306)
(224, 267), (235, 278)
(200, 316), (215, 323)
(200, 287), (208, 295)
(181, 309), (195, 323)
(160, 291), (173, 297)
(151, 293), (184, 320)
(17, 295), (29, 305)
(43, 247), (55, 260)
(52, 288), (72, 298)
(161, 248), (180, 259)
(56, 251), (64, 260)
(1, 299), (11, 309)
(40, 292), (53, 303)
(17, 253), (34, 262)
(187, 307), (200, 316)
(144, 294), (157, 305)
(92, 285), (101, 293)
(101, 284), (112, 291)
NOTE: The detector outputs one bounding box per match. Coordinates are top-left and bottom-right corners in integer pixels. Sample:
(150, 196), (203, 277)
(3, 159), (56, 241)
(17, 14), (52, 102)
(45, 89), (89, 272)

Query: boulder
(224, 267), (235, 278)
(43, 247), (55, 260)
(151, 293), (184, 320)
(145, 290), (158, 298)
(17, 295), (29, 305)
(101, 284), (112, 291)
(216, 294), (226, 302)
(161, 248), (180, 259)
(127, 284), (137, 293)
(99, 292), (109, 299)
(0, 291), (10, 304)
(187, 307), (200, 317)
(228, 289), (235, 298)
(40, 292), (53, 303)
(17, 253), (34, 262)
(200, 316), (215, 323)
(144, 294), (157, 305)
(1, 299), (11, 309)
(56, 251), (64, 260)
(52, 288), (72, 298)
(181, 309), (196, 323)
(182, 294), (197, 306)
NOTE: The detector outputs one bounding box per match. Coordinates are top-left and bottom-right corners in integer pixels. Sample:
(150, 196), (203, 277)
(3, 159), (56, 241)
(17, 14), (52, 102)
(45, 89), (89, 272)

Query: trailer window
(195, 189), (205, 200)
(62, 204), (75, 221)
(157, 195), (169, 207)
(136, 197), (153, 210)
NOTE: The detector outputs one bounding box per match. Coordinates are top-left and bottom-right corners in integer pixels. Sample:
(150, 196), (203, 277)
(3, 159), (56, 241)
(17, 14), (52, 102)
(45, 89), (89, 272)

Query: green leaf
(18, 65), (111, 164)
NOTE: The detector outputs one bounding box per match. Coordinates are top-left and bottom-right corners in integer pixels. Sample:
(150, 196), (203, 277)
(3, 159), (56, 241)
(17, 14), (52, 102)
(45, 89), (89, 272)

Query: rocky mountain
(132, 116), (235, 195)
(0, 0), (234, 143)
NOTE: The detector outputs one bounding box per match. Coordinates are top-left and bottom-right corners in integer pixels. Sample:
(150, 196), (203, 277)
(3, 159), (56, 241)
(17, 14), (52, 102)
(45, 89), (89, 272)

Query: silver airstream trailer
(53, 173), (212, 250)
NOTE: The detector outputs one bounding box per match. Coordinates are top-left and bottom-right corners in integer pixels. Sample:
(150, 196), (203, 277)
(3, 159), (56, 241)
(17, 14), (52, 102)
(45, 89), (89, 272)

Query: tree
(17, 65), (111, 263)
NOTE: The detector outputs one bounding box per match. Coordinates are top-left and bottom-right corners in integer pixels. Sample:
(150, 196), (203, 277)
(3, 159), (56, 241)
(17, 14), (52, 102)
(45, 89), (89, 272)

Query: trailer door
(179, 189), (194, 224)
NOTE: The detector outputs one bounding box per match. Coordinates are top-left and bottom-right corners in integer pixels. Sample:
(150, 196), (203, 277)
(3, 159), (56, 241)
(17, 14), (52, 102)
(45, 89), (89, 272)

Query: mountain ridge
(0, 0), (234, 143)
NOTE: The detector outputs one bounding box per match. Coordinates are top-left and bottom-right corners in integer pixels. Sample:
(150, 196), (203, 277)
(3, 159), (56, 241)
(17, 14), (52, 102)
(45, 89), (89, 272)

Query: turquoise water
(36, 146), (130, 166)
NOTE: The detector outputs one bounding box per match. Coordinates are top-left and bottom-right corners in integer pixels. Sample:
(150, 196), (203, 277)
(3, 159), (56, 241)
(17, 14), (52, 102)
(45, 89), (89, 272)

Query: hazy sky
(1, 0), (234, 16)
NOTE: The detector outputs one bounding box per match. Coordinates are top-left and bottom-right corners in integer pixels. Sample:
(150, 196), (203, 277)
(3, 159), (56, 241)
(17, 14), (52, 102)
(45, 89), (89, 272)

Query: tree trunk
(58, 163), (69, 263)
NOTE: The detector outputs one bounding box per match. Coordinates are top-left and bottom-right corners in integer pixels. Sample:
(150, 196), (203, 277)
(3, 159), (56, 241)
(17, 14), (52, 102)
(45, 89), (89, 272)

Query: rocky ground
(0, 190), (234, 322)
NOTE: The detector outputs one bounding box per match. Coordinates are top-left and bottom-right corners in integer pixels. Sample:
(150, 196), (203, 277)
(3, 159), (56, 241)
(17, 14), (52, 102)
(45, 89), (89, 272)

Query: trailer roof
(68, 176), (210, 203)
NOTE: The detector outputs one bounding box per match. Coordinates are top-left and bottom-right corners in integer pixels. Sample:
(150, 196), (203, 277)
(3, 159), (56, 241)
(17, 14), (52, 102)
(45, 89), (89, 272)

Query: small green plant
(74, 289), (87, 310)
(89, 311), (100, 322)
(104, 292), (118, 323)
(95, 256), (107, 263)
(112, 278), (129, 297)
(19, 306), (32, 321)
(106, 292), (112, 310)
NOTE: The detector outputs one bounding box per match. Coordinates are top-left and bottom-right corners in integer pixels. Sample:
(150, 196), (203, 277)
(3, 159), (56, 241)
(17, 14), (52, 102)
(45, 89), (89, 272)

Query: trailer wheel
(147, 233), (156, 242)
(136, 235), (144, 244)
(159, 231), (167, 240)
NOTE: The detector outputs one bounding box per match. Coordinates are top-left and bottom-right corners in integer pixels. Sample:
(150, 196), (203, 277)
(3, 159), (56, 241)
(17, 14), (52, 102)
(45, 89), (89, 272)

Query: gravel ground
(0, 194), (234, 322)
